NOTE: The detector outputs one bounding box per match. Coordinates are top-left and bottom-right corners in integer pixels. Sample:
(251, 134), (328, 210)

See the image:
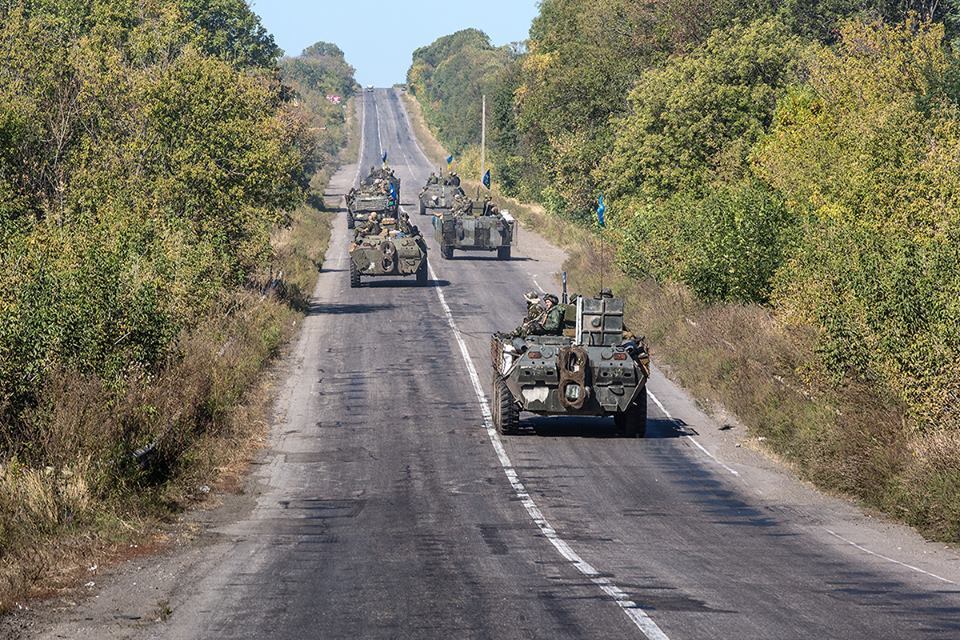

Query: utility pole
(480, 94), (486, 187)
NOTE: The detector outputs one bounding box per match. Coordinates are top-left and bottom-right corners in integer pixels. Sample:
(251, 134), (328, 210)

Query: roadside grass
(401, 92), (960, 543)
(0, 97), (356, 614)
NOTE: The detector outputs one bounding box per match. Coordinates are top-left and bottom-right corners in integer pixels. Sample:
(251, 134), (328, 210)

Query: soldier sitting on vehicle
(481, 197), (500, 217)
(507, 290), (543, 338)
(528, 294), (565, 336)
(397, 212), (418, 236)
(354, 212), (381, 241)
(427, 172), (440, 185)
(448, 172), (461, 187)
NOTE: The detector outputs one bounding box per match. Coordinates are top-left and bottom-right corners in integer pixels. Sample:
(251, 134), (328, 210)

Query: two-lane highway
(27, 88), (959, 640)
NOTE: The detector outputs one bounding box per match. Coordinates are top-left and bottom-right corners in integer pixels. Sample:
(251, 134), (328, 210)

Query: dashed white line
(824, 529), (957, 585)
(427, 261), (670, 640)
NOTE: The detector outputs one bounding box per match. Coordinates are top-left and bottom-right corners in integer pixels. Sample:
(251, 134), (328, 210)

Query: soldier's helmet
(544, 293), (559, 305)
(523, 290), (540, 304)
(368, 212), (378, 221)
(598, 288), (614, 299)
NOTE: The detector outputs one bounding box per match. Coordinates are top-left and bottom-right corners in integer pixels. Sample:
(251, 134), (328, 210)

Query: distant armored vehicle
(491, 294), (649, 436)
(345, 166), (400, 229)
(349, 215), (427, 287)
(434, 197), (515, 260)
(418, 173), (464, 215)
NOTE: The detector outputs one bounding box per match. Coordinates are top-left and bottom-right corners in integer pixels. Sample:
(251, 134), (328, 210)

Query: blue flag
(597, 194), (606, 227)
(446, 154), (454, 165)
(482, 170), (491, 189)
(381, 151), (388, 163)
(389, 182), (397, 200)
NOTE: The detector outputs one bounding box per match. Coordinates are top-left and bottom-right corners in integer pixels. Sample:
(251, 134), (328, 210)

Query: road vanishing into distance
(21, 89), (960, 640)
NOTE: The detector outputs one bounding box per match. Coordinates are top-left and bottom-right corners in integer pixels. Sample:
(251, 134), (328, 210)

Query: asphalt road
(19, 89), (960, 640)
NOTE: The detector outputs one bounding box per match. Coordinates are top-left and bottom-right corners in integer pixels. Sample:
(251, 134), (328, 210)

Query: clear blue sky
(253, 1), (539, 87)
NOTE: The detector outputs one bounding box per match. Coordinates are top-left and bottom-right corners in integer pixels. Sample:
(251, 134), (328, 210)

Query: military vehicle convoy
(434, 196), (515, 260)
(418, 174), (464, 215)
(345, 166), (400, 229)
(491, 295), (649, 436)
(349, 215), (428, 287)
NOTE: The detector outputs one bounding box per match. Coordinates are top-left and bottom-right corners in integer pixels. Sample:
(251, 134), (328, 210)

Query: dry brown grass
(403, 92), (958, 543)
(0, 160), (339, 615)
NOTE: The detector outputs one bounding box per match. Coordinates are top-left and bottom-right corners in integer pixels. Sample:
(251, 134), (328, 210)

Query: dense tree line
(0, 2), (354, 458)
(411, 4), (959, 479)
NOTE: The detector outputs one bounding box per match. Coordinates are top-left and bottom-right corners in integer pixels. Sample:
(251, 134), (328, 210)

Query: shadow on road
(443, 255), (533, 263)
(516, 415), (688, 439)
(360, 279), (450, 288)
(307, 302), (396, 316)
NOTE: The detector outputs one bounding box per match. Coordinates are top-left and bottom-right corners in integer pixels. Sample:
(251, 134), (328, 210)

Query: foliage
(755, 18), (960, 428)
(617, 181), (797, 303)
(281, 42), (357, 176)
(600, 18), (804, 200)
(407, 29), (519, 158)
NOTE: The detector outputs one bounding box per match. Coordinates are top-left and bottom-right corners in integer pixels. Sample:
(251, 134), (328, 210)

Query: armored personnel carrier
(491, 295), (649, 436)
(345, 166), (401, 229)
(434, 197), (515, 260)
(418, 175), (465, 215)
(349, 215), (428, 287)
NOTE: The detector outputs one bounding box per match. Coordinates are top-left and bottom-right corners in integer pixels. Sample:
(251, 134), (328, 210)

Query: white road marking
(824, 529), (957, 585)
(427, 261), (670, 640)
(373, 93), (384, 161)
(646, 388), (740, 477)
(352, 93), (367, 187)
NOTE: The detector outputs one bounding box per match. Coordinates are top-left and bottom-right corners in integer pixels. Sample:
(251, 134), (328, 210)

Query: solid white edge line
(426, 261), (670, 640)
(824, 529), (957, 585)
(646, 388), (740, 477)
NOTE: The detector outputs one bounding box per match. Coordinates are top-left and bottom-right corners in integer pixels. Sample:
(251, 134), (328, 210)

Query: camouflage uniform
(354, 213), (381, 241)
(530, 294), (564, 336)
(508, 291), (543, 338)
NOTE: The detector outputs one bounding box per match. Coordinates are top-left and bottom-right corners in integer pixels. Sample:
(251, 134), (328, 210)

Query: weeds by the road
(0, 99), (349, 613)
(0, 204), (333, 612)
(401, 91), (959, 543)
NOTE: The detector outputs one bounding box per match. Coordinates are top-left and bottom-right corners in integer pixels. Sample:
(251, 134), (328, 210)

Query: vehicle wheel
(349, 261), (360, 288)
(497, 246), (511, 260)
(615, 392), (647, 438)
(347, 214), (355, 230)
(419, 201), (426, 215)
(441, 245), (454, 260)
(416, 259), (428, 283)
(493, 373), (520, 436)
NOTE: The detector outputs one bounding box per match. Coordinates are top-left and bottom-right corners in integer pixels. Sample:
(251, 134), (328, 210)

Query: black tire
(615, 392), (647, 438)
(419, 201), (427, 215)
(497, 246), (511, 260)
(349, 261), (360, 288)
(493, 373), (520, 436)
(441, 245), (454, 260)
(416, 259), (428, 283)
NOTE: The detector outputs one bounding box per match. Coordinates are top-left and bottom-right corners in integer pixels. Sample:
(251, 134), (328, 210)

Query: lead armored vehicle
(491, 295), (649, 436)
(434, 197), (515, 259)
(418, 174), (465, 215)
(349, 216), (428, 287)
(345, 166), (400, 229)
